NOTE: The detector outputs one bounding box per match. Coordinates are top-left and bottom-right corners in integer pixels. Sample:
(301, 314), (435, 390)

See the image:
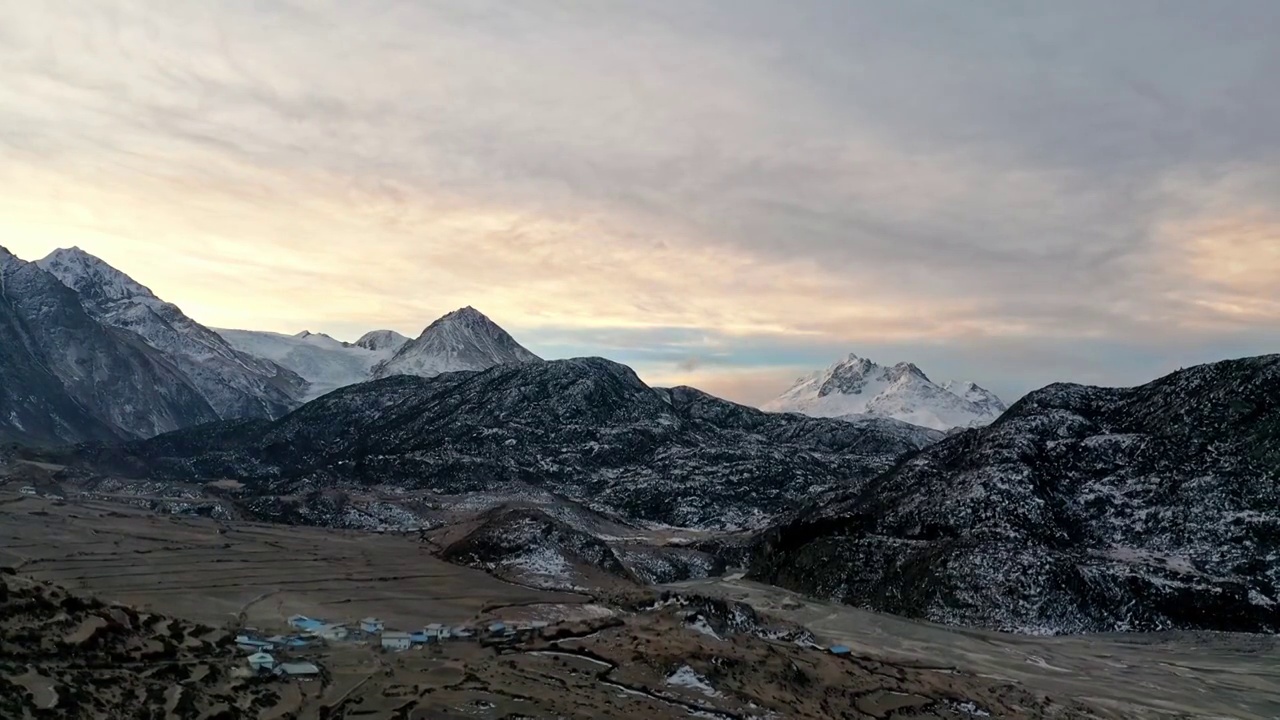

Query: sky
(2, 1), (1278, 405)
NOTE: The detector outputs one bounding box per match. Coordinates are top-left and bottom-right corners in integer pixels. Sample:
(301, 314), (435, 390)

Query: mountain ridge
(38, 247), (309, 420)
(762, 353), (1007, 431)
(1, 245), (219, 443)
(61, 356), (941, 529)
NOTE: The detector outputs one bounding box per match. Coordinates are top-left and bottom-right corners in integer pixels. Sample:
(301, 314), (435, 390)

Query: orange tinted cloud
(1151, 206), (1280, 326)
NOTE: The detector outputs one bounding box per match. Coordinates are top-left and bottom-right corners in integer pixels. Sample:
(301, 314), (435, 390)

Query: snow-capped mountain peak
(37, 247), (159, 307)
(35, 247), (308, 420)
(763, 353), (1005, 431)
(355, 329), (409, 352)
(292, 329), (348, 347)
(370, 306), (541, 380)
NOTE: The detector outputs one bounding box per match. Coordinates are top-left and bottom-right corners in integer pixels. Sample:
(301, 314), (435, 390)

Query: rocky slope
(67, 358), (937, 529)
(38, 248), (308, 419)
(763, 353), (1006, 430)
(0, 574), (283, 720)
(0, 246), (218, 444)
(441, 506), (640, 589)
(750, 354), (1280, 634)
(371, 305), (541, 380)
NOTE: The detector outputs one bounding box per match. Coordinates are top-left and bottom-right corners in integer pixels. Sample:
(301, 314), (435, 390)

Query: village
(233, 611), (557, 681)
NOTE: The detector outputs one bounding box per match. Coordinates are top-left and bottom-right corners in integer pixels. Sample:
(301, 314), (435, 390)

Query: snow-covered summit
(370, 306), (541, 380)
(355, 329), (409, 353)
(37, 247), (158, 307)
(293, 330), (348, 346)
(761, 353), (1006, 431)
(37, 247), (307, 420)
(942, 379), (1007, 417)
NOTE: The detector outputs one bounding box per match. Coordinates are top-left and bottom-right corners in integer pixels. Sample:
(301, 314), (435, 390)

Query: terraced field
(0, 487), (584, 631)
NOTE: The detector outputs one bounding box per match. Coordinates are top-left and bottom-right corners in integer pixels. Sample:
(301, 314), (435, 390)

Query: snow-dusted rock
(1, 245), (218, 443)
(762, 353), (1006, 431)
(370, 306), (540, 380)
(38, 248), (308, 420)
(70, 357), (933, 529)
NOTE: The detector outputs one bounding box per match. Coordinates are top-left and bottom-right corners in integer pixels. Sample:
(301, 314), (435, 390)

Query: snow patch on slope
(665, 666), (721, 698)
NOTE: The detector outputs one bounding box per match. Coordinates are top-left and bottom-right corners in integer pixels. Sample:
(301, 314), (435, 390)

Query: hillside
(65, 358), (939, 529)
(750, 355), (1280, 634)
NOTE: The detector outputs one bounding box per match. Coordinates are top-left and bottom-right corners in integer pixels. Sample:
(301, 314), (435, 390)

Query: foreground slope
(0, 575), (283, 720)
(751, 355), (1280, 634)
(763, 353), (1006, 430)
(73, 358), (939, 528)
(0, 246), (218, 443)
(38, 247), (308, 419)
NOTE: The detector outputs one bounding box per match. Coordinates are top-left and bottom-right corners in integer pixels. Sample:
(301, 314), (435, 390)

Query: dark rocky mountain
(65, 357), (938, 529)
(750, 355), (1280, 634)
(371, 306), (541, 380)
(38, 247), (308, 420)
(437, 505), (732, 590)
(0, 246), (218, 444)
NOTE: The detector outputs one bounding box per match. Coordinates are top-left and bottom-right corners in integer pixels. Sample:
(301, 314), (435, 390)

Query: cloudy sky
(3, 1), (1278, 404)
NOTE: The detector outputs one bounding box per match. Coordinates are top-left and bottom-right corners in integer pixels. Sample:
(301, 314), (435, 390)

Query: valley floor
(1, 471), (1274, 719)
(667, 576), (1280, 719)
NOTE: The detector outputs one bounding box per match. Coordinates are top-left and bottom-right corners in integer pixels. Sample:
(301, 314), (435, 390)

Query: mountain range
(763, 354), (1007, 431)
(39, 348), (1280, 633)
(67, 357), (940, 529)
(1, 246), (542, 444)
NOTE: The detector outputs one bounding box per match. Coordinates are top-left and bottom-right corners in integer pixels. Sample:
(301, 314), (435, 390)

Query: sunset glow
(4, 1), (1278, 403)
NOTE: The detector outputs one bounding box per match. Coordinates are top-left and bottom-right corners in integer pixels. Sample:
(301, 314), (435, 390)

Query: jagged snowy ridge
(762, 353), (1006, 431)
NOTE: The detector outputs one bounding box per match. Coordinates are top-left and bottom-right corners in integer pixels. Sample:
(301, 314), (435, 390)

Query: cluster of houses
(357, 616), (553, 651)
(17, 486), (62, 500)
(235, 632), (321, 680)
(236, 612), (559, 678)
